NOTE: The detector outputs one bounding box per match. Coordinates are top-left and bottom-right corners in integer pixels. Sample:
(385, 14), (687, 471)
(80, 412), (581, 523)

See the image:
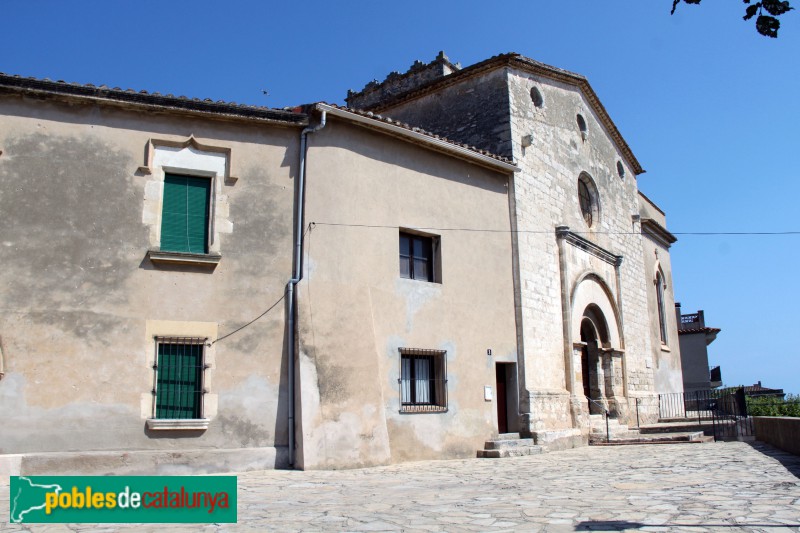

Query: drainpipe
(287, 108), (327, 468)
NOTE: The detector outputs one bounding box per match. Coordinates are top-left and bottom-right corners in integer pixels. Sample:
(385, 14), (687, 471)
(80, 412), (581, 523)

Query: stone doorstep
(477, 446), (543, 458)
(483, 438), (536, 450)
(478, 433), (545, 458)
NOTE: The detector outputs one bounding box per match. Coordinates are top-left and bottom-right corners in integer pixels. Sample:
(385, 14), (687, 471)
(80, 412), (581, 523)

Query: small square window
(152, 337), (207, 420)
(399, 231), (440, 282)
(399, 348), (447, 413)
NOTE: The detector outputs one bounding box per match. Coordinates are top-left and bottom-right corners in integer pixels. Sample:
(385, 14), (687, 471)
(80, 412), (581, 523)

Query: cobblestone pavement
(2, 441), (799, 532)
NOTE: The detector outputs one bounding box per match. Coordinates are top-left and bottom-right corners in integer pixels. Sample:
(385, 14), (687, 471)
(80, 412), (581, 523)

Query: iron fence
(658, 387), (755, 441)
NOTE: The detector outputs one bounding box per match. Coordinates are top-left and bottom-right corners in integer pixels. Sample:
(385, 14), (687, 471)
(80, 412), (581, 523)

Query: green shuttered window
(160, 174), (211, 254)
(155, 339), (205, 419)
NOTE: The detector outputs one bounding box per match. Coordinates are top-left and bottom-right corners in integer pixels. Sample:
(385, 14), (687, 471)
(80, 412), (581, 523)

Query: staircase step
(589, 431), (711, 446)
(477, 445), (543, 458)
(483, 438), (535, 450)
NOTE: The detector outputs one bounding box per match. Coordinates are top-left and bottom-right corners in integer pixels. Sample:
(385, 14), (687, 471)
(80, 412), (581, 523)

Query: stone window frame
(140, 136), (236, 268)
(655, 268), (668, 347)
(398, 348), (448, 414)
(144, 320), (217, 431)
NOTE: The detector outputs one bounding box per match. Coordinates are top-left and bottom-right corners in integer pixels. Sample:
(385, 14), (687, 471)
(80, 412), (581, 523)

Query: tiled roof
(319, 103), (515, 166)
(0, 72), (308, 126)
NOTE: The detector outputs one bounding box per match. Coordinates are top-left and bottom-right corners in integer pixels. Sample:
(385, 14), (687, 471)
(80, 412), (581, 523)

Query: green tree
(671, 0), (794, 37)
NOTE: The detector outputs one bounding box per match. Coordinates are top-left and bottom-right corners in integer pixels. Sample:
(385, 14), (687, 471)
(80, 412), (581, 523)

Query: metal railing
(658, 388), (755, 441)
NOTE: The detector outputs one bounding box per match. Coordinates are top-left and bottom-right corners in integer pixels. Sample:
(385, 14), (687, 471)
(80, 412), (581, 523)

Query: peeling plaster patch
(0, 373), (141, 454)
(1, 133), (140, 309)
(395, 278), (441, 331)
(217, 375), (276, 446)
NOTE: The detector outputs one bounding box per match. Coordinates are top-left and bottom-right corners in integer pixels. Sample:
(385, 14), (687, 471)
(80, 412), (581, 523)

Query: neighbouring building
(0, 51), (684, 474)
(676, 304), (721, 392)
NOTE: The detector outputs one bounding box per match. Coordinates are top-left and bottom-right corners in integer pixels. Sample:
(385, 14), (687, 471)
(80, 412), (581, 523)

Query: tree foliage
(746, 394), (800, 417)
(671, 0), (794, 37)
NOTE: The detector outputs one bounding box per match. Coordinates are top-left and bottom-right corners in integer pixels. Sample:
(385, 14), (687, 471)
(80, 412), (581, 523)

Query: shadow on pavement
(746, 440), (800, 480)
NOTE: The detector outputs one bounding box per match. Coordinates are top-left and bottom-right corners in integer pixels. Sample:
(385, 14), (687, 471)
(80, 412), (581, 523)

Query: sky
(3, 1), (799, 395)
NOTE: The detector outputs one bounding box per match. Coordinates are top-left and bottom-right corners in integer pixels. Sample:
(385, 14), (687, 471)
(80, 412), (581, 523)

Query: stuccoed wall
(679, 333), (713, 392)
(0, 93), (299, 472)
(295, 119), (517, 469)
(639, 195), (684, 396)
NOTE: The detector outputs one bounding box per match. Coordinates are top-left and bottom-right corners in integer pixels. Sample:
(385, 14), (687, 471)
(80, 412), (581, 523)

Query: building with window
(0, 51), (684, 474)
(676, 305), (722, 392)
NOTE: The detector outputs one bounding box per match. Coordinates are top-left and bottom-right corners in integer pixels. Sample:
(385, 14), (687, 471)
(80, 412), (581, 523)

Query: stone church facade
(0, 52), (682, 474)
(345, 52), (683, 451)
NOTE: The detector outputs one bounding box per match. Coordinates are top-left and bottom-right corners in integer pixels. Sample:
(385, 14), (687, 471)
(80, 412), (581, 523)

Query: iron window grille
(152, 336), (208, 419)
(398, 348), (447, 413)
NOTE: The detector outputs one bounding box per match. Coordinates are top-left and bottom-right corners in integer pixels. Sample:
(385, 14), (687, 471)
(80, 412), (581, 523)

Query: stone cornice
(641, 218), (677, 248)
(556, 226), (622, 266)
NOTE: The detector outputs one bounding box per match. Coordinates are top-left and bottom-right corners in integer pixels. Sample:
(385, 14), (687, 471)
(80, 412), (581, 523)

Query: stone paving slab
(1, 441), (798, 532)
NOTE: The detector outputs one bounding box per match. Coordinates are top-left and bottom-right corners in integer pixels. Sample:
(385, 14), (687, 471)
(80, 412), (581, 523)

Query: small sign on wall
(484, 386), (493, 401)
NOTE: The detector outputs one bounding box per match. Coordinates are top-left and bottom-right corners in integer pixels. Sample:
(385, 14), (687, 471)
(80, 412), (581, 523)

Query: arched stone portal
(571, 275), (627, 419)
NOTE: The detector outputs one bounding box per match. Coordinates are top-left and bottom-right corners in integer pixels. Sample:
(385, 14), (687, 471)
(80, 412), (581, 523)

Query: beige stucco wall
(295, 118), (517, 469)
(0, 92), (299, 471)
(639, 194), (684, 395)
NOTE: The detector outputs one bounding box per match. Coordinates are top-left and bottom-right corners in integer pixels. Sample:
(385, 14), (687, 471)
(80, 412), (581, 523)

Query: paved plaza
(2, 441), (799, 532)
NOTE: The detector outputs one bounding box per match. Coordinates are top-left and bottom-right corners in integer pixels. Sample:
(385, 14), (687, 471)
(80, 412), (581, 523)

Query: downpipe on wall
(287, 109), (326, 468)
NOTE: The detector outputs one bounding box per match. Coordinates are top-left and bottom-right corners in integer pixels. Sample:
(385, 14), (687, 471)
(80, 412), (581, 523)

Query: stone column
(602, 349), (627, 419)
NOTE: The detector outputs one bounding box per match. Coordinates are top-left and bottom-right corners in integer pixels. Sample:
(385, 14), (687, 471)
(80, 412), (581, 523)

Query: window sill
(146, 418), (210, 430)
(148, 249), (221, 267)
(399, 406), (448, 414)
(660, 344), (671, 352)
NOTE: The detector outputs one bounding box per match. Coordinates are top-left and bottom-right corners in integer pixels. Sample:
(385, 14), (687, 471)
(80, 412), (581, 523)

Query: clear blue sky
(4, 1), (798, 395)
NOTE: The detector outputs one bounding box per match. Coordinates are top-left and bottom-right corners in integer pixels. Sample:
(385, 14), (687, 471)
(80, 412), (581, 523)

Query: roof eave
(316, 103), (519, 174)
(0, 74), (308, 127)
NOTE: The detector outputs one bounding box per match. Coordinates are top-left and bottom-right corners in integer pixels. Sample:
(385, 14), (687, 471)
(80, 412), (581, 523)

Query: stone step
(589, 431), (711, 446)
(483, 438), (536, 450)
(641, 422), (716, 435)
(477, 446), (543, 458)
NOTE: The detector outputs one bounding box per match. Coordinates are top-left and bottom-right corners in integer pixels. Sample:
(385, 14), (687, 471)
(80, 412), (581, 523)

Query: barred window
(399, 348), (447, 413)
(153, 337), (207, 419)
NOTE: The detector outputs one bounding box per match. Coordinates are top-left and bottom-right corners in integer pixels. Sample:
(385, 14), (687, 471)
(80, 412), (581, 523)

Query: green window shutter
(160, 174), (211, 254)
(156, 342), (203, 419)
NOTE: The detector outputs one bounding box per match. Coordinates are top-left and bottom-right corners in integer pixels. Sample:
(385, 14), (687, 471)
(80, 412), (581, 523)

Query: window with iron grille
(153, 337), (207, 419)
(399, 348), (447, 413)
(399, 231), (439, 282)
